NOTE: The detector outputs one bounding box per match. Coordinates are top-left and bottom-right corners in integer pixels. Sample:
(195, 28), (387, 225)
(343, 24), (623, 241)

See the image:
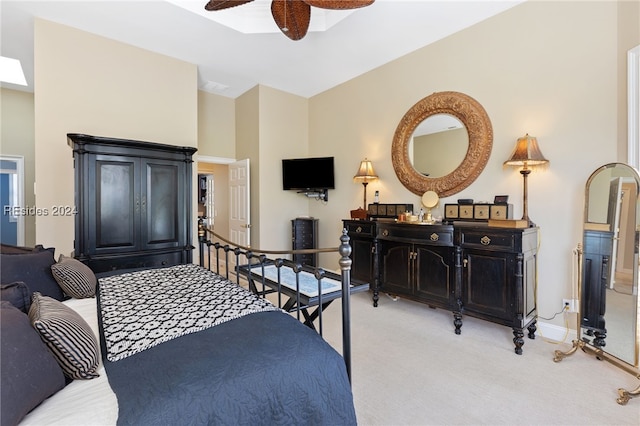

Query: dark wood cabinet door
(462, 250), (513, 323)
(89, 155), (140, 255)
(380, 241), (412, 294)
(414, 244), (453, 306)
(351, 238), (374, 283)
(141, 159), (184, 249)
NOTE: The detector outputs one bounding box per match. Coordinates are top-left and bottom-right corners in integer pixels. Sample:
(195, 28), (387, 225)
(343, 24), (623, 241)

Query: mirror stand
(553, 244), (640, 405)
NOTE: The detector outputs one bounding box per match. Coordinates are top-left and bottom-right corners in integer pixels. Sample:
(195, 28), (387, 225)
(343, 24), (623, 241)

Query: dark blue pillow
(0, 282), (31, 313)
(0, 250), (64, 301)
(0, 301), (65, 426)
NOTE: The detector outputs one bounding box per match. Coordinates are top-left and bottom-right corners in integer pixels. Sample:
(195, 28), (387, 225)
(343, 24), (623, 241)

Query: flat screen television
(282, 157), (335, 190)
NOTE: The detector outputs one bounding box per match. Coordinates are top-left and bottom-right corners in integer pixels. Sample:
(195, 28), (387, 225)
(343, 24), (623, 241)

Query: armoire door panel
(143, 161), (182, 247)
(92, 157), (138, 252)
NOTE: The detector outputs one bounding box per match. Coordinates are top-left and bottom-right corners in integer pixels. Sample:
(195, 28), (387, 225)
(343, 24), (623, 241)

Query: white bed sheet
(20, 297), (118, 426)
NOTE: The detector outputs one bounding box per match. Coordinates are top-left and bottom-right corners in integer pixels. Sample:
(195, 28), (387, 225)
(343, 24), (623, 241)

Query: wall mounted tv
(282, 156), (335, 191)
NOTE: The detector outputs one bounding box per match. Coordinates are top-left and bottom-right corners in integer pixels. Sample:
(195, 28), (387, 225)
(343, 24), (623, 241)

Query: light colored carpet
(319, 291), (640, 426)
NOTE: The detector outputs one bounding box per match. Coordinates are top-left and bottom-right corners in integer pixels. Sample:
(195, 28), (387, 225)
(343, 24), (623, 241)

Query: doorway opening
(0, 155), (25, 245)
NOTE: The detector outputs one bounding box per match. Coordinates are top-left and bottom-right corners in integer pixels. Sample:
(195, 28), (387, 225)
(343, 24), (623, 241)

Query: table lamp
(503, 134), (549, 227)
(353, 158), (378, 210)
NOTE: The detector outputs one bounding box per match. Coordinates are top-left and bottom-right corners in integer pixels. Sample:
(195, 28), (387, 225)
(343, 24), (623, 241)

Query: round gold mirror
(391, 91), (493, 197)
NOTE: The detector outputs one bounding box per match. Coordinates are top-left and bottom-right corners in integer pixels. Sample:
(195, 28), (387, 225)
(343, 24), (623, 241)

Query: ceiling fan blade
(302, 0), (374, 10)
(204, 0), (253, 11)
(271, 0), (311, 41)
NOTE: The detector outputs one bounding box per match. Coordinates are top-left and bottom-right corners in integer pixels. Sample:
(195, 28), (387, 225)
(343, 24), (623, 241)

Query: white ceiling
(1, 0), (524, 99)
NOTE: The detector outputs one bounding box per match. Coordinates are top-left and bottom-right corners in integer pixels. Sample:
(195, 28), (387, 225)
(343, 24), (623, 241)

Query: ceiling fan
(204, 0), (375, 41)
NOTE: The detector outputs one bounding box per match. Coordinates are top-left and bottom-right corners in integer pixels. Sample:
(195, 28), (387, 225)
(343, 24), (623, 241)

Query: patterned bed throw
(99, 264), (279, 361)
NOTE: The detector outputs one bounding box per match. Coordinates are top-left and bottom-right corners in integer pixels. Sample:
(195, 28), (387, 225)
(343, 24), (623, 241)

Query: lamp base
(488, 219), (530, 228)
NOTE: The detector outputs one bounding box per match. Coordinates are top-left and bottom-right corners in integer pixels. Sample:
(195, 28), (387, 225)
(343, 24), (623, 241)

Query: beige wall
(257, 86), (309, 253)
(307, 0), (638, 329)
(233, 85), (311, 251)
(198, 91), (236, 159)
(33, 19), (198, 256)
(0, 88), (36, 246)
(197, 162), (230, 240)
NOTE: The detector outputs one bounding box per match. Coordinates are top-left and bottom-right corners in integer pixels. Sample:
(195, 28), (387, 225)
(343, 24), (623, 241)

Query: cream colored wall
(257, 85), (309, 253)
(235, 86), (260, 246)
(198, 91), (235, 158)
(0, 88), (36, 246)
(34, 19), (198, 256)
(307, 1), (638, 330)
(234, 85), (310, 251)
(197, 162), (230, 240)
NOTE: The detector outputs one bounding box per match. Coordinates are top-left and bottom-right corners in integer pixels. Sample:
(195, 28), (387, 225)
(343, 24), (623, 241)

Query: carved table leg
(513, 328), (524, 355)
(453, 313), (462, 335)
(527, 321), (537, 340)
(372, 288), (379, 307)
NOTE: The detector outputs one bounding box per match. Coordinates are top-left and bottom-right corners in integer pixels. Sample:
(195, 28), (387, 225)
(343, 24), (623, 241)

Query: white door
(205, 175), (214, 227)
(229, 159), (250, 248)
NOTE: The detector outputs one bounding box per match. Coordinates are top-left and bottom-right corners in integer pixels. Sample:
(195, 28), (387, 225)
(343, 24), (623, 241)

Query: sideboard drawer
(457, 229), (519, 252)
(344, 221), (376, 238)
(377, 223), (454, 247)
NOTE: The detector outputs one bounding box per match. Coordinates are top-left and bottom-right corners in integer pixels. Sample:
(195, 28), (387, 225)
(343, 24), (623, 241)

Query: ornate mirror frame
(391, 91), (493, 197)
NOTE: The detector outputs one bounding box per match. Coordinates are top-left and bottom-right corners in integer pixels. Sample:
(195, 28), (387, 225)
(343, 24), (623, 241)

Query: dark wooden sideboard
(343, 219), (539, 354)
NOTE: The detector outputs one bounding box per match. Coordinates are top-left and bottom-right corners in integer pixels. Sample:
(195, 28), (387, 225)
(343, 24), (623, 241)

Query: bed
(0, 231), (360, 426)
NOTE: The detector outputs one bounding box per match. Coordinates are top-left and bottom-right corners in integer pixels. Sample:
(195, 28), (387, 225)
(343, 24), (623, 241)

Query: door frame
(629, 45), (639, 169)
(0, 155), (25, 245)
(196, 154), (251, 254)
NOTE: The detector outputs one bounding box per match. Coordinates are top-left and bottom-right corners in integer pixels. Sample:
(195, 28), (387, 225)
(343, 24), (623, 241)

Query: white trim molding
(196, 155), (236, 165)
(629, 45), (640, 170)
(537, 320), (578, 344)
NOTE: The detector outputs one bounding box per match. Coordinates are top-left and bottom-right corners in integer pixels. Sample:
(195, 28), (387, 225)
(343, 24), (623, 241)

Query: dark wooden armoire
(68, 133), (197, 272)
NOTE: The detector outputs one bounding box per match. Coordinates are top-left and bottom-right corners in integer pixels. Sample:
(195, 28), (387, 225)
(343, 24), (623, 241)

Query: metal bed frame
(198, 224), (366, 383)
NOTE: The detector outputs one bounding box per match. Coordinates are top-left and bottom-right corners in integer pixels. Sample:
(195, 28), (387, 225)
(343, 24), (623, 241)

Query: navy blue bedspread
(101, 310), (357, 426)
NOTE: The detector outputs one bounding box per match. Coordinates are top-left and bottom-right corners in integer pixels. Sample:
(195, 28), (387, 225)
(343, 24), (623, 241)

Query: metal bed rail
(198, 224), (358, 383)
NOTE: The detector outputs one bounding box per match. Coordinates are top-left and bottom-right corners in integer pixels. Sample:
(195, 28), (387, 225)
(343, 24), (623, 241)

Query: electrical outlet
(563, 298), (578, 313)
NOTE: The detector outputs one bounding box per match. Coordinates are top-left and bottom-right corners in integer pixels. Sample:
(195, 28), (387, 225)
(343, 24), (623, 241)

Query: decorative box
(368, 203), (414, 219)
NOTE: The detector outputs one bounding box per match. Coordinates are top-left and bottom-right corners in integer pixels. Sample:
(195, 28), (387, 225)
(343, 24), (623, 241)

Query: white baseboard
(536, 320), (577, 343)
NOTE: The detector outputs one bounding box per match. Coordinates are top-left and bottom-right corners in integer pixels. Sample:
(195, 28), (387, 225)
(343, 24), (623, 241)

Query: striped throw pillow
(28, 292), (100, 380)
(50, 255), (97, 299)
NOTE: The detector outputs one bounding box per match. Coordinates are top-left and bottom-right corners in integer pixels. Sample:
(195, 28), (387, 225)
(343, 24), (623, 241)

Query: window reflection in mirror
(409, 114), (468, 178)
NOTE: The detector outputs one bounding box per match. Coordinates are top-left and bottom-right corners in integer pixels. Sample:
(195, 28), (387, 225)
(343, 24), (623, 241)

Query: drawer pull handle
(480, 236), (491, 246)
(430, 233), (439, 242)
(356, 226), (362, 233)
(382, 229), (389, 237)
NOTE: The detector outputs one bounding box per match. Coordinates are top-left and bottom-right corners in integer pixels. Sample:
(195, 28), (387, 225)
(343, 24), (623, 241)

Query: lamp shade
(504, 134), (549, 167)
(354, 159), (378, 183)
